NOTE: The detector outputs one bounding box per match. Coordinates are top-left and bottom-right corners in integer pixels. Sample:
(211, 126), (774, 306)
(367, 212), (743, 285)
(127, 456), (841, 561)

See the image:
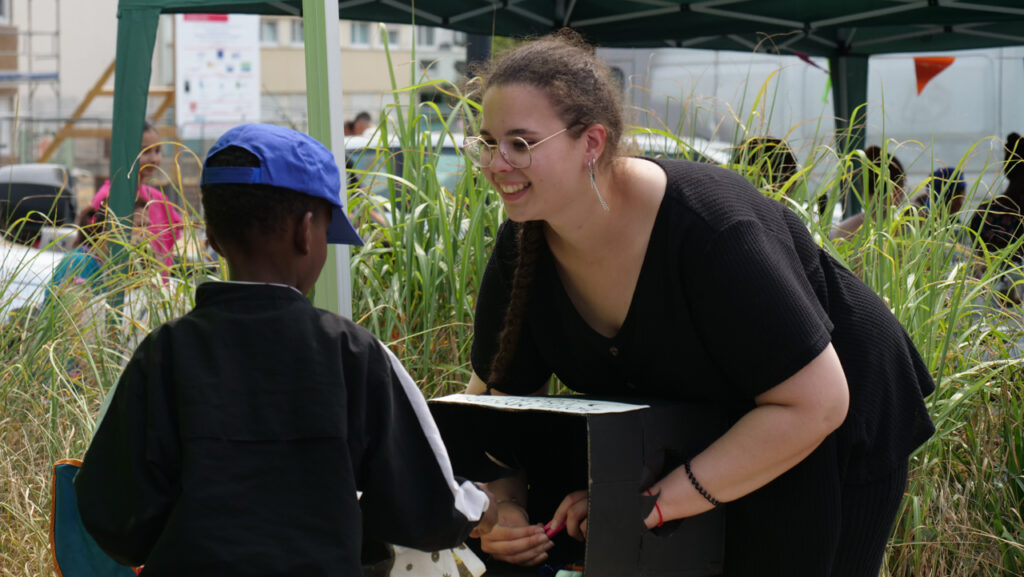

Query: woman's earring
(588, 157), (610, 212)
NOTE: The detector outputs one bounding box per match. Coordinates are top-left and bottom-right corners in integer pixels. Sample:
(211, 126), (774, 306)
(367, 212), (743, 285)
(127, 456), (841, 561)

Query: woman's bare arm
(643, 344), (849, 525)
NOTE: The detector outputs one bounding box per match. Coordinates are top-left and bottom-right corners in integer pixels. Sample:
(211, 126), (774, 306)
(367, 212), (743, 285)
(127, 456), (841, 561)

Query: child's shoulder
(311, 307), (383, 351)
(137, 302), (382, 356)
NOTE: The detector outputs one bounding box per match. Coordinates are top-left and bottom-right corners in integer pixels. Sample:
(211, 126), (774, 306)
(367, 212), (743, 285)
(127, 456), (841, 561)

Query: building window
(452, 31), (467, 46)
(0, 95), (12, 157)
(417, 26), (436, 48)
(260, 19), (279, 45)
(0, 0), (9, 25)
(386, 28), (401, 49)
(351, 22), (371, 47)
(286, 19), (301, 46)
(290, 20), (304, 46)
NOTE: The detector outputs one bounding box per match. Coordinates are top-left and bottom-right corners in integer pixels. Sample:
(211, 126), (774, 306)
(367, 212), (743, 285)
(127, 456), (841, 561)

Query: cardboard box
(429, 394), (732, 577)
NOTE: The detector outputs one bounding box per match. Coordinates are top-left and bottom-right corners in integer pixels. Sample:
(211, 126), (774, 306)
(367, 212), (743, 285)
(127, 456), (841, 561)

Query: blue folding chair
(50, 459), (138, 577)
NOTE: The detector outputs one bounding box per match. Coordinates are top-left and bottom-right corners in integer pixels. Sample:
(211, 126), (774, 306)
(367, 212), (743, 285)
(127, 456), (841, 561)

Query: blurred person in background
(732, 136), (799, 193)
(830, 146), (906, 241)
(88, 122), (183, 272)
(967, 133), (1024, 257)
(966, 132), (1024, 305)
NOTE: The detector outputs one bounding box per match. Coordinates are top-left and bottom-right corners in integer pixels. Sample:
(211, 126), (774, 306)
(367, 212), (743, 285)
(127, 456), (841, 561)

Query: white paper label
(431, 394), (647, 415)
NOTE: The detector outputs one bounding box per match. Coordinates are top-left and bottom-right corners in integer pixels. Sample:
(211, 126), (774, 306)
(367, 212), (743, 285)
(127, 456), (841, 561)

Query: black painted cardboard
(429, 395), (730, 577)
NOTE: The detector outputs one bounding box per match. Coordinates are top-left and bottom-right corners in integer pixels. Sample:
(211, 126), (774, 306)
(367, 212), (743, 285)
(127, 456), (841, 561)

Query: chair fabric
(50, 459), (137, 577)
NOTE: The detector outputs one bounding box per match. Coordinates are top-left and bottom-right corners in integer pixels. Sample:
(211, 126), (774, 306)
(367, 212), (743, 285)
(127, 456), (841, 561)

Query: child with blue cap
(926, 166), (966, 214)
(73, 123), (497, 576)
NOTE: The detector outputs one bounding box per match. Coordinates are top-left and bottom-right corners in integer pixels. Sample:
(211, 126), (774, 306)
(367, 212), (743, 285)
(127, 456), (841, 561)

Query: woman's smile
(496, 180), (530, 202)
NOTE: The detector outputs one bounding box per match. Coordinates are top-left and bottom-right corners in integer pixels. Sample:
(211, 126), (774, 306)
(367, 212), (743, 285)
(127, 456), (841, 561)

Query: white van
(598, 46), (1024, 204)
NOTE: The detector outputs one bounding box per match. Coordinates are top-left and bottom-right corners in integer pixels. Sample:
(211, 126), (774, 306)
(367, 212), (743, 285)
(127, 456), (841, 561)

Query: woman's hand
(642, 489), (663, 530)
(479, 501), (553, 566)
(547, 490), (589, 541)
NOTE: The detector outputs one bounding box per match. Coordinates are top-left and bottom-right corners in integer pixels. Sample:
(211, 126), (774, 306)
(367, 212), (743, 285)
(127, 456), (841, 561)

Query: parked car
(1, 236), (193, 356)
(0, 238), (63, 314)
(344, 133), (466, 226)
(622, 132), (733, 165)
(0, 163), (79, 249)
(344, 133), (465, 192)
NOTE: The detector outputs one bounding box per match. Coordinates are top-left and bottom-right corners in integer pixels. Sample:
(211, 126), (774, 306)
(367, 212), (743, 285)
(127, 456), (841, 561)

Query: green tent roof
(120, 0), (1024, 57)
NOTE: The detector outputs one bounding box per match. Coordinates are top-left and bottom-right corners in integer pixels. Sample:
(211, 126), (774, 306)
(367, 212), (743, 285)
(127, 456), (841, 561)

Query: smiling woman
(462, 29), (935, 577)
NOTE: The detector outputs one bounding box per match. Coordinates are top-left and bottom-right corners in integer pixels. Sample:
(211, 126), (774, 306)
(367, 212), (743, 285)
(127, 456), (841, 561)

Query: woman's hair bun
(551, 27), (592, 52)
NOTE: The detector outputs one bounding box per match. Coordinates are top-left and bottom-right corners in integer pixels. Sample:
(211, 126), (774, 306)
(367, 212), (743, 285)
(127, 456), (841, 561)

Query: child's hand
(470, 483), (499, 537)
(479, 505), (551, 565)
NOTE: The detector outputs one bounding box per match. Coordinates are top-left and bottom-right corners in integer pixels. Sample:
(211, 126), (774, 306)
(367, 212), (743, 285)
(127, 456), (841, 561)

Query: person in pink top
(90, 122), (183, 269)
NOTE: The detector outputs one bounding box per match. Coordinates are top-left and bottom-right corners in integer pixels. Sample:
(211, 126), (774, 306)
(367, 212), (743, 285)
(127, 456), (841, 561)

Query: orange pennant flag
(914, 57), (956, 95)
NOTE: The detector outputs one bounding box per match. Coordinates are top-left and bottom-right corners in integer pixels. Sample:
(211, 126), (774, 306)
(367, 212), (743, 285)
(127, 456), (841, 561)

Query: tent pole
(830, 53), (868, 217)
(304, 0), (352, 318)
(107, 7), (160, 312)
(110, 8), (160, 220)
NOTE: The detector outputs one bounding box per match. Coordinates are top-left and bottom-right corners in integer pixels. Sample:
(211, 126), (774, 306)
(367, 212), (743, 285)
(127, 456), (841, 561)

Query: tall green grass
(1, 209), (198, 575)
(1, 52), (1022, 575)
(344, 31), (502, 397)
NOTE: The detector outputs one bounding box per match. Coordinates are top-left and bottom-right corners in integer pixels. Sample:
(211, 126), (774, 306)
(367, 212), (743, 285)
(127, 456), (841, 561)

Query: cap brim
(327, 205), (364, 246)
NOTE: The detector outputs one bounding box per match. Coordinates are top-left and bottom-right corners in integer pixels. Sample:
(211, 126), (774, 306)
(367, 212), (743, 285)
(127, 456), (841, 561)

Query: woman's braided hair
(487, 220), (545, 390)
(478, 30), (623, 391)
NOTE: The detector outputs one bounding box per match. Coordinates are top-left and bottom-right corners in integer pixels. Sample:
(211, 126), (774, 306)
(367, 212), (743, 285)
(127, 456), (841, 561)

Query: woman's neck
(544, 157), (664, 262)
(543, 159), (626, 256)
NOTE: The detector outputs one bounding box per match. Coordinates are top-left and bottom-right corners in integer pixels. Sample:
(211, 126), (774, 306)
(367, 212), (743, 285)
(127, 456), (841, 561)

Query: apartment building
(258, 16), (467, 129)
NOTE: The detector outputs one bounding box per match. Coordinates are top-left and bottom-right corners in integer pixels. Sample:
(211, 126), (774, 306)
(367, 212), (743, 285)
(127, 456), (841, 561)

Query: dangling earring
(588, 157), (610, 212)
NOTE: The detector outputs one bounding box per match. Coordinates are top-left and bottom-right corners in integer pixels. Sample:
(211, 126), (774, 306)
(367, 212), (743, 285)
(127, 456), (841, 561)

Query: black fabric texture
(75, 282), (478, 577)
(718, 437), (908, 576)
(830, 461), (909, 577)
(471, 157), (935, 479)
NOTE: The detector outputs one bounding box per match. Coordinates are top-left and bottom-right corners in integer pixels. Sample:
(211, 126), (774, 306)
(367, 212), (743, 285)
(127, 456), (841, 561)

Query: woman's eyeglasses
(463, 127), (570, 169)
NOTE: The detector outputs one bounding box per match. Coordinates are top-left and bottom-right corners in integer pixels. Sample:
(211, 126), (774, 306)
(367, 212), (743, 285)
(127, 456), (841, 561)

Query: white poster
(174, 14), (260, 140)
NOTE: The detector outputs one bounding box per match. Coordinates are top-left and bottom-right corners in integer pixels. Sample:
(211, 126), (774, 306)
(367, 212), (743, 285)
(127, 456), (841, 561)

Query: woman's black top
(472, 158), (935, 483)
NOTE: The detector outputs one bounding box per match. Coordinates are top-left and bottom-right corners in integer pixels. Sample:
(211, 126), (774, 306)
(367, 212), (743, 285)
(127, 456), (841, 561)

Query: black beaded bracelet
(684, 460), (722, 508)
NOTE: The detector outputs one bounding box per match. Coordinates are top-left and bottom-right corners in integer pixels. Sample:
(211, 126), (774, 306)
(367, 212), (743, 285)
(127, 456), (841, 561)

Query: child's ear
(294, 211), (314, 255)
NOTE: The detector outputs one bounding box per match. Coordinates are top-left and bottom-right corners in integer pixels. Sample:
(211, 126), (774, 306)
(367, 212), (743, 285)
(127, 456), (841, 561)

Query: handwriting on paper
(431, 394), (647, 415)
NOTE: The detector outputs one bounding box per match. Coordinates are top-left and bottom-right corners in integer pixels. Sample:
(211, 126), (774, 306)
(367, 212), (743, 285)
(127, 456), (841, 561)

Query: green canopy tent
(113, 0), (1024, 312)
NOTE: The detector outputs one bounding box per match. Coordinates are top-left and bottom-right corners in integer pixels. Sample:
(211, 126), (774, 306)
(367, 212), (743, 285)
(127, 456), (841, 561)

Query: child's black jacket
(75, 282), (485, 577)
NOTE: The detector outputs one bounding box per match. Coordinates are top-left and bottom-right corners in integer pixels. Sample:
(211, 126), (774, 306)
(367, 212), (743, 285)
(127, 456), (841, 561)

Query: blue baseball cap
(201, 123), (363, 246)
(929, 166), (965, 205)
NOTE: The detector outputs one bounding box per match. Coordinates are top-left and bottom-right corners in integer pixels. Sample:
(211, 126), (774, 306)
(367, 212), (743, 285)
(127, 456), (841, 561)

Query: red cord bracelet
(645, 489), (664, 527)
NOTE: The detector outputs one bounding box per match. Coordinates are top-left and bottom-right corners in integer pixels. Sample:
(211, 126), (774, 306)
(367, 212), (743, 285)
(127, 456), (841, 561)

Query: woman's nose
(490, 151), (516, 172)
